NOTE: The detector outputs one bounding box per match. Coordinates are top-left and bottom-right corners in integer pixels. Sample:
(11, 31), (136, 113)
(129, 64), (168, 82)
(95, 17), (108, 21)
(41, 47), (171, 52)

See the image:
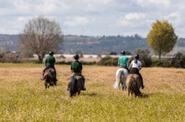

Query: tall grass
(0, 64), (185, 121)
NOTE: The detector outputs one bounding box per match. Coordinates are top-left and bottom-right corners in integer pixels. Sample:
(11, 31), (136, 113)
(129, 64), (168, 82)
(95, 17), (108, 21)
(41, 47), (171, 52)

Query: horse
(43, 68), (57, 89)
(125, 74), (142, 97)
(113, 68), (128, 90)
(68, 74), (84, 97)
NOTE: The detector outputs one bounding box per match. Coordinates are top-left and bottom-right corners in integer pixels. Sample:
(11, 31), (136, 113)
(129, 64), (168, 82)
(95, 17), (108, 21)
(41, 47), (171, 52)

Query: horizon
(0, 33), (185, 39)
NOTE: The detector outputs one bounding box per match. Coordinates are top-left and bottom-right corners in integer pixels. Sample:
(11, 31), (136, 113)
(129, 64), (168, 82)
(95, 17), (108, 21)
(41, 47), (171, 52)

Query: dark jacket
(71, 61), (83, 73)
(45, 55), (56, 67)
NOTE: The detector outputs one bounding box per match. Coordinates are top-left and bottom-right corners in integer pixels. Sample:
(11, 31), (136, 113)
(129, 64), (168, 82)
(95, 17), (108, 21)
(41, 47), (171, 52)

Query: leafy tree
(20, 17), (63, 63)
(147, 20), (177, 62)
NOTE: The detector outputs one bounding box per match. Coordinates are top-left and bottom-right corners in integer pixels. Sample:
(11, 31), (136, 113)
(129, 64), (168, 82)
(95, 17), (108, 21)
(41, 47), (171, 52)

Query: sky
(0, 0), (185, 37)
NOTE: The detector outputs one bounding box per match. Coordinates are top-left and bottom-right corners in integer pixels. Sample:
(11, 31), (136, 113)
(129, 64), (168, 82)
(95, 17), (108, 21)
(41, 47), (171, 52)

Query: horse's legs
(128, 88), (131, 96)
(45, 82), (49, 89)
(54, 80), (57, 86)
(77, 90), (81, 95)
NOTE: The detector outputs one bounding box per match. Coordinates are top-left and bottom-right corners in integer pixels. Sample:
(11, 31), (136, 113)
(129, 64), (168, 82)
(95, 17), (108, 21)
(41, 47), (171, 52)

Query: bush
(171, 52), (185, 68)
(97, 56), (118, 66)
(0, 52), (21, 63)
(151, 53), (185, 68)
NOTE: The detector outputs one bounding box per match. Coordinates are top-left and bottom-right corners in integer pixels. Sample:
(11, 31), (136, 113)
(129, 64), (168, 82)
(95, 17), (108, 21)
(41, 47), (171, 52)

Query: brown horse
(43, 68), (57, 89)
(126, 74), (142, 96)
(68, 74), (84, 97)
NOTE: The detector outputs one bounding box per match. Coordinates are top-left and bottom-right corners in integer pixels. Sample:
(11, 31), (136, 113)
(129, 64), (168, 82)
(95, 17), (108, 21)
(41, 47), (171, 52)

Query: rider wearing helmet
(118, 50), (129, 71)
(129, 54), (144, 89)
(41, 51), (57, 81)
(69, 54), (86, 90)
(71, 54), (82, 73)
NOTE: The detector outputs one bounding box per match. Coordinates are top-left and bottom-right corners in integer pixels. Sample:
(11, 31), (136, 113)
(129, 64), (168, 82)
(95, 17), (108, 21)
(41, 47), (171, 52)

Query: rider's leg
(81, 74), (86, 90)
(53, 67), (57, 81)
(138, 72), (144, 89)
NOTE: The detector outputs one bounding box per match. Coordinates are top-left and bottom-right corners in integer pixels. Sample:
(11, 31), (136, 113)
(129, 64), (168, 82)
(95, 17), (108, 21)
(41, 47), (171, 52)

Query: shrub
(0, 52), (21, 63)
(97, 56), (118, 66)
(171, 52), (185, 68)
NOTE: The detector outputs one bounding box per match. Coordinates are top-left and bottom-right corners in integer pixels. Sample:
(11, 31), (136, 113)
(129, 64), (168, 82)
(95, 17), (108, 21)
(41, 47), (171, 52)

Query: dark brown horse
(43, 68), (57, 89)
(68, 74), (84, 97)
(126, 74), (142, 96)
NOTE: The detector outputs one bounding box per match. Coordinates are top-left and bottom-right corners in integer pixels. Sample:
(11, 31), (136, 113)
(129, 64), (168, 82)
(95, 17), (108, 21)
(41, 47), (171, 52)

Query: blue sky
(0, 0), (184, 37)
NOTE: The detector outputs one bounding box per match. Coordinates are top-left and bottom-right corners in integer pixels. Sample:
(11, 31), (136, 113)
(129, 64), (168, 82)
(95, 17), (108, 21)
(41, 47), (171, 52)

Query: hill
(0, 34), (184, 54)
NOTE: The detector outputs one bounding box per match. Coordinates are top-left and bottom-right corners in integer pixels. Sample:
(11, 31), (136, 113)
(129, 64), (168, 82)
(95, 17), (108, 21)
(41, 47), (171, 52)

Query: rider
(118, 50), (129, 71)
(41, 51), (57, 81)
(70, 54), (86, 90)
(129, 54), (144, 89)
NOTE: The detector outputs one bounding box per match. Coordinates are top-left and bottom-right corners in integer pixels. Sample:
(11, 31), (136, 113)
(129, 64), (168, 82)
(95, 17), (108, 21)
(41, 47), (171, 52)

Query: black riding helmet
(121, 50), (126, 55)
(49, 51), (54, 56)
(74, 54), (79, 60)
(135, 54), (139, 59)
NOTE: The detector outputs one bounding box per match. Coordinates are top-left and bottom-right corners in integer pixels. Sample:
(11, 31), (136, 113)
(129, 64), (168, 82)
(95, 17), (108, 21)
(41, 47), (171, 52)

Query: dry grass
(0, 63), (185, 121)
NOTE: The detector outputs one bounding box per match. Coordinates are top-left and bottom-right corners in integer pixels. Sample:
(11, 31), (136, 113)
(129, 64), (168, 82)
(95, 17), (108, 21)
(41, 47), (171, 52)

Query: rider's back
(130, 60), (141, 70)
(118, 55), (128, 68)
(71, 61), (82, 73)
(45, 55), (55, 67)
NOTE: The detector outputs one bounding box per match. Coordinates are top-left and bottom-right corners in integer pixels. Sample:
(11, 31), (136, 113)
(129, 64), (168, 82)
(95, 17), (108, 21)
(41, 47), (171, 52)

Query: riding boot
(138, 73), (144, 89)
(53, 68), (57, 81)
(81, 76), (86, 90)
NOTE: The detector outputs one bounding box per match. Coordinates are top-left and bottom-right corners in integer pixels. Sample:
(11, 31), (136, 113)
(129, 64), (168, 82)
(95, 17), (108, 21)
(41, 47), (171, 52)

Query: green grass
(0, 64), (185, 122)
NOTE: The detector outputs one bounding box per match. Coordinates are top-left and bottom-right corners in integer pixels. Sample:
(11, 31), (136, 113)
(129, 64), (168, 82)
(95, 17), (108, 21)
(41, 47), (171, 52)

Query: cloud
(118, 12), (148, 28)
(0, 0), (184, 37)
(64, 16), (91, 27)
(135, 0), (171, 6)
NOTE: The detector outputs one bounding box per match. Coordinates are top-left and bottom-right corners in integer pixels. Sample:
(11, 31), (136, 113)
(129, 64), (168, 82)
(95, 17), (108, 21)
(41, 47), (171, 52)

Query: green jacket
(71, 61), (83, 73)
(45, 55), (56, 67)
(118, 55), (128, 68)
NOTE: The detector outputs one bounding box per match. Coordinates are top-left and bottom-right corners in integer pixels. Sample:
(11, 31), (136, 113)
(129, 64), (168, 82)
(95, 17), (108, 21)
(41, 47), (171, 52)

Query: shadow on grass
(81, 92), (97, 97)
(139, 93), (156, 98)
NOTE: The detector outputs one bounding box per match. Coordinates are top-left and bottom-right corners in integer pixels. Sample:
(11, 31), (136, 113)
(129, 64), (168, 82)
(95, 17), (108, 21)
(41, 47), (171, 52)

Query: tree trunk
(158, 49), (162, 63)
(38, 54), (44, 63)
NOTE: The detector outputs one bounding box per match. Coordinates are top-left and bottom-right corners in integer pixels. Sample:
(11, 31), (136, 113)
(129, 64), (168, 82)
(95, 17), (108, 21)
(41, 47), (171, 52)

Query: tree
(20, 17), (63, 63)
(147, 20), (177, 62)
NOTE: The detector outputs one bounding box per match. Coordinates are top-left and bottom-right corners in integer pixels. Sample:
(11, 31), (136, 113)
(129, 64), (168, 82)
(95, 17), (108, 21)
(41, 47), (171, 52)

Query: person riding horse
(129, 54), (144, 89)
(114, 50), (129, 89)
(68, 54), (86, 90)
(118, 50), (129, 71)
(41, 51), (57, 82)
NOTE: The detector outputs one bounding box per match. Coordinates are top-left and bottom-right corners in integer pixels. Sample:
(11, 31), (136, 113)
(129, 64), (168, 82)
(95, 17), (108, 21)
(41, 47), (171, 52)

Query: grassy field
(0, 63), (185, 122)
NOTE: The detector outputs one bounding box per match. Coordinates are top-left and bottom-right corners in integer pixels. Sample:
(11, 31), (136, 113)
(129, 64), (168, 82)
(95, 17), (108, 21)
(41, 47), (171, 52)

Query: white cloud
(135, 0), (171, 6)
(64, 16), (91, 27)
(0, 0), (185, 37)
(118, 12), (147, 27)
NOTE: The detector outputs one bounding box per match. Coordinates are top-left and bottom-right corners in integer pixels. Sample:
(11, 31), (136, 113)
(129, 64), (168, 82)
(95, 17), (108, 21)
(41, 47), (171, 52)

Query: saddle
(75, 76), (82, 80)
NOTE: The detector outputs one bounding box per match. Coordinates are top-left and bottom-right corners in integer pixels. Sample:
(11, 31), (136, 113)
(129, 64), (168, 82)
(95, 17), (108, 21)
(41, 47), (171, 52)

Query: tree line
(0, 16), (179, 65)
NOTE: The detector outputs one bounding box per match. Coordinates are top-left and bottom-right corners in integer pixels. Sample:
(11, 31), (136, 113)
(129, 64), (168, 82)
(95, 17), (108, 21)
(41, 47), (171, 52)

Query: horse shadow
(139, 93), (155, 98)
(81, 92), (97, 97)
